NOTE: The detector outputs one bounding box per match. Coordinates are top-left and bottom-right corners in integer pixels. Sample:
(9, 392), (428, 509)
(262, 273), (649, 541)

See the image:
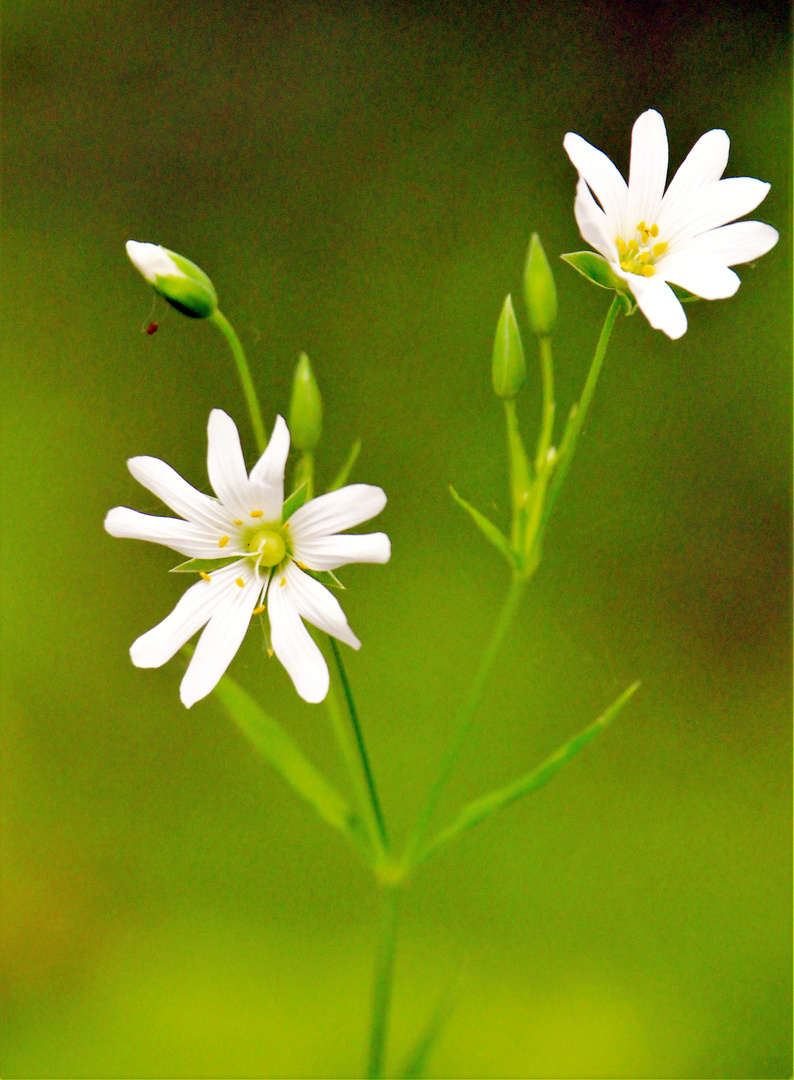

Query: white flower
(563, 110), (779, 339)
(105, 410), (390, 707)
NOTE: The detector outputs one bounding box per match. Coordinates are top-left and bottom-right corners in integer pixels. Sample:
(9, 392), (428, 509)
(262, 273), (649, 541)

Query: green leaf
(170, 556), (241, 574)
(303, 567), (345, 590)
(420, 680), (641, 863)
(449, 486), (519, 572)
(208, 665), (368, 852)
(328, 439), (362, 491)
(400, 992), (454, 1078)
(560, 251), (634, 313)
(281, 479), (310, 522)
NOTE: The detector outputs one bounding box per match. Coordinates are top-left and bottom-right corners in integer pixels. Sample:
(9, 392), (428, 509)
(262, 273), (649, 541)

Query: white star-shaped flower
(563, 110), (779, 339)
(105, 410), (390, 707)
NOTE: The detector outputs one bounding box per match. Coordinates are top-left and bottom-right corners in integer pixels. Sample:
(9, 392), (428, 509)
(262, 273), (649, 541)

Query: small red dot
(146, 322), (159, 335)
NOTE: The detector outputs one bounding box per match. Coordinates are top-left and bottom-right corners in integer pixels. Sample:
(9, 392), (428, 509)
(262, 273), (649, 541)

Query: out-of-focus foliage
(2, 0), (790, 1076)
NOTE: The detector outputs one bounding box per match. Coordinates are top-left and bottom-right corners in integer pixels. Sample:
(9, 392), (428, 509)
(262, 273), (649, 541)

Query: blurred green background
(2, 1), (791, 1077)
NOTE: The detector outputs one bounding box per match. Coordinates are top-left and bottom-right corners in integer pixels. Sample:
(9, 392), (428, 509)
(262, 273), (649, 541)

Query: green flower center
(246, 528), (287, 567)
(616, 221), (668, 277)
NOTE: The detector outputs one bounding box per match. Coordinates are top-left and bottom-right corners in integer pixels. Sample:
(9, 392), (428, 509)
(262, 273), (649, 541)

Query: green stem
(504, 400), (532, 551)
(209, 309), (268, 454)
(405, 575), (527, 866)
(368, 883), (401, 1079)
(329, 637), (389, 853)
(534, 335), (556, 473)
(543, 294), (622, 524)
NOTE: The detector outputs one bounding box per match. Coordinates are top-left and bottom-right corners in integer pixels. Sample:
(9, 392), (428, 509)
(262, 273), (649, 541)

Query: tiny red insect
(146, 322), (159, 335)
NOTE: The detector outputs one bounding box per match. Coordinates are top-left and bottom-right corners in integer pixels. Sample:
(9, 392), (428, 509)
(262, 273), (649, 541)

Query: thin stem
(329, 636), (389, 853)
(543, 294), (622, 524)
(405, 575), (527, 866)
(324, 675), (383, 863)
(504, 399), (532, 551)
(368, 884), (401, 1079)
(534, 334), (556, 473)
(209, 309), (268, 454)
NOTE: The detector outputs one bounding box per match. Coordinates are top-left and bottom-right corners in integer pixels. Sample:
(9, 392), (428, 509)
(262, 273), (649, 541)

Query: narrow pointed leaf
(561, 252), (634, 312)
(420, 681), (640, 863)
(328, 439), (362, 491)
(401, 993), (454, 1078)
(209, 666), (368, 851)
(170, 556), (242, 574)
(449, 486), (519, 571)
(281, 479), (310, 522)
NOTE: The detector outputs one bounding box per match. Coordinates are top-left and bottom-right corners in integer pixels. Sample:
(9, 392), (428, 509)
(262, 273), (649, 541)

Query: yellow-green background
(3, 1), (791, 1077)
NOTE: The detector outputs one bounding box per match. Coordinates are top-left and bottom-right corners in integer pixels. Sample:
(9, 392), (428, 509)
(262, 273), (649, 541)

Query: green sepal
(419, 680), (640, 863)
(205, 661), (369, 855)
(302, 567), (345, 590)
(561, 252), (634, 313)
(281, 479), (310, 522)
(449, 485), (520, 572)
(328, 439), (362, 491)
(169, 556), (241, 574)
(158, 248), (218, 319)
(491, 294), (526, 399)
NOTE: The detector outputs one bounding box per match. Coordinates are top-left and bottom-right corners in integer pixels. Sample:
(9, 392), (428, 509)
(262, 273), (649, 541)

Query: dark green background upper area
(2, 1), (791, 1077)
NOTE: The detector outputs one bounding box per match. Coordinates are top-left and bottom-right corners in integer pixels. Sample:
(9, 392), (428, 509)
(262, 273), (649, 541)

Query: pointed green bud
(523, 233), (557, 336)
(125, 241), (218, 319)
(492, 294), (526, 400)
(289, 352), (323, 451)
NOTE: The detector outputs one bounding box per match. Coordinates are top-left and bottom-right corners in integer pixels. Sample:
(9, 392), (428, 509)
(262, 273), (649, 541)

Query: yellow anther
(250, 510), (264, 518)
(236, 577), (244, 587)
(616, 237), (627, 256)
(641, 265), (655, 277)
(637, 220), (646, 232)
(252, 604), (265, 615)
(640, 231), (650, 244)
(627, 239), (639, 253)
(652, 242), (667, 257)
(639, 251), (650, 263)
(233, 519), (243, 526)
(650, 224), (659, 238)
(280, 577), (286, 587)
(296, 561), (308, 570)
(200, 571), (211, 582)
(218, 536), (230, 548)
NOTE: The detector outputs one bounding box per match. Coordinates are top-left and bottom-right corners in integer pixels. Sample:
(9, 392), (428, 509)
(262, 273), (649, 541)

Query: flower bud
(125, 241), (218, 319)
(492, 294), (526, 400)
(523, 233), (557, 337)
(289, 352), (323, 451)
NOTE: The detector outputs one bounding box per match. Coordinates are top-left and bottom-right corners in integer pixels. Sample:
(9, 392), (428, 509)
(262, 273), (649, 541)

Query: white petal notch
(105, 411), (390, 706)
(563, 109), (779, 338)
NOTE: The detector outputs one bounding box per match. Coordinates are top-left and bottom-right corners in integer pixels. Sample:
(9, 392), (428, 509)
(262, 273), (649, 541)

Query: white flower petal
(626, 110), (668, 232)
(126, 240), (182, 284)
(683, 221), (779, 265)
(625, 273), (688, 340)
(574, 178), (615, 260)
(179, 564), (261, 708)
(248, 414), (290, 521)
(661, 178), (771, 250)
(127, 456), (232, 531)
(292, 532), (391, 571)
(660, 253), (740, 300)
(288, 485), (387, 542)
(563, 131), (628, 225)
(659, 129), (730, 226)
(268, 572), (330, 703)
(104, 506), (240, 558)
(206, 409), (257, 520)
(283, 562), (361, 649)
(129, 570), (230, 668)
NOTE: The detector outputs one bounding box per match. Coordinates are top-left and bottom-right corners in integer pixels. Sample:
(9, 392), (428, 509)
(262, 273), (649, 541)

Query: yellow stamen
(627, 239), (639, 253)
(638, 251), (650, 263)
(280, 578), (286, 587)
(641, 265), (655, 277)
(616, 237), (627, 256)
(250, 510), (264, 518)
(296, 561), (308, 570)
(637, 220), (646, 232)
(218, 536), (229, 548)
(650, 224), (659, 238)
(200, 571), (211, 582)
(236, 577), (244, 587)
(640, 230), (650, 244)
(233, 519), (243, 526)
(252, 604), (265, 615)
(653, 242), (667, 257)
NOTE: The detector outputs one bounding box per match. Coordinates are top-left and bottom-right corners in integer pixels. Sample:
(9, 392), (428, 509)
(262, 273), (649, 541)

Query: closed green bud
(289, 352), (323, 451)
(523, 233), (557, 336)
(492, 294), (526, 399)
(125, 241), (218, 319)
